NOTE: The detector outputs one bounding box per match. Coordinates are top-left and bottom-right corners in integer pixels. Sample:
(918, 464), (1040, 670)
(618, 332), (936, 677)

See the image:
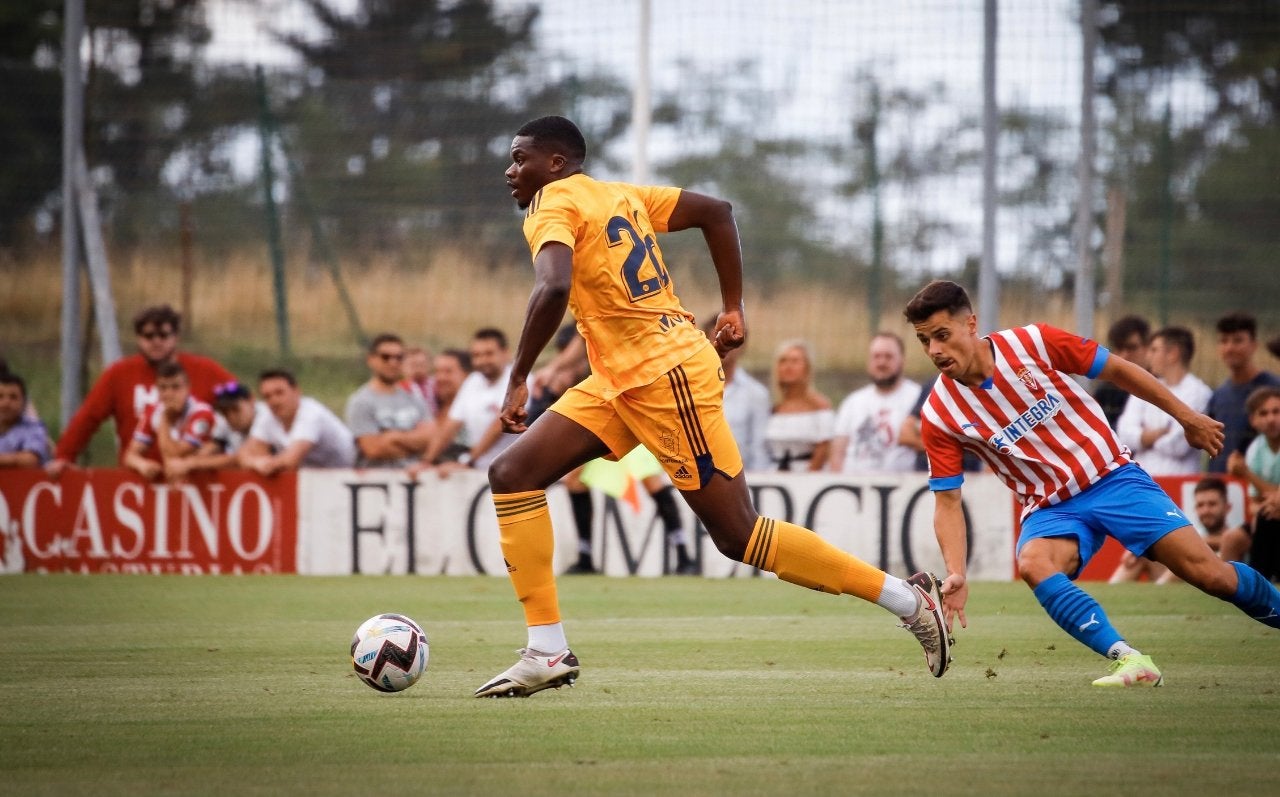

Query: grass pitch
(2, 575), (1278, 796)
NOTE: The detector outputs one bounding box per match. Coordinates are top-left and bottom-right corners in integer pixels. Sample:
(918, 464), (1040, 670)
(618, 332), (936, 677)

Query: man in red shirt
(45, 304), (235, 476)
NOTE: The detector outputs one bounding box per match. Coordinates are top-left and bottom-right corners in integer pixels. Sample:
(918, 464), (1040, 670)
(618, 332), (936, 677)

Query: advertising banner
(3, 468), (1229, 580)
(296, 469), (1018, 580)
(0, 469), (297, 574)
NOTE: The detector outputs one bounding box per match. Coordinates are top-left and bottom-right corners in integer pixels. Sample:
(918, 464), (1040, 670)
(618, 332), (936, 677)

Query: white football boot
(901, 572), (954, 678)
(474, 648), (581, 698)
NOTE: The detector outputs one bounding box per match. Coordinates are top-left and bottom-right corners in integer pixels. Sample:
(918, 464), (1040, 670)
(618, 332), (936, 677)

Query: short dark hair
(903, 280), (973, 325)
(515, 116), (587, 163)
(1107, 315), (1151, 349)
(1266, 335), (1280, 361)
(212, 379), (252, 409)
(258, 368), (297, 387)
(1194, 476), (1228, 499)
(473, 327), (508, 350)
(0, 371), (26, 399)
(1245, 385), (1280, 417)
(439, 348), (471, 372)
(367, 332), (403, 354)
(1216, 311), (1257, 339)
(1152, 326), (1195, 365)
(133, 304), (182, 335)
(155, 362), (187, 381)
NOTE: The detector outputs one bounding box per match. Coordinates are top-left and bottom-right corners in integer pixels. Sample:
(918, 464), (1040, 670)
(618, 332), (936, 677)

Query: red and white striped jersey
(920, 323), (1132, 520)
(133, 397), (216, 456)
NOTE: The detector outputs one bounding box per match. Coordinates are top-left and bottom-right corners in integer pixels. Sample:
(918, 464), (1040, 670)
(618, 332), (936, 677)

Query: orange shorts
(548, 344), (743, 490)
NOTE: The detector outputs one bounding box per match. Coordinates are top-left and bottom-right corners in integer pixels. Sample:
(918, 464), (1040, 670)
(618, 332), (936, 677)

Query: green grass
(2, 576), (1278, 796)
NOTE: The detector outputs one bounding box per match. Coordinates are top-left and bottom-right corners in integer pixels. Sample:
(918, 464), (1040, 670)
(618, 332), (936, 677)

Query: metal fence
(10, 1), (1278, 409)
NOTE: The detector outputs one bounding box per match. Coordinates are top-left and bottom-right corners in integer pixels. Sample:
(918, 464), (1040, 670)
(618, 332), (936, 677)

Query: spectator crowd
(4, 303), (1279, 580)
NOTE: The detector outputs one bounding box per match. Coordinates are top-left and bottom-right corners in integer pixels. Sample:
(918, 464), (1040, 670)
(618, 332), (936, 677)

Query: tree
(1098, 1), (1280, 315)
(653, 60), (850, 285)
(1100, 1), (1280, 122)
(837, 72), (1076, 289)
(0, 0), (260, 250)
(80, 0), (258, 247)
(0, 1), (64, 249)
(273, 0), (632, 262)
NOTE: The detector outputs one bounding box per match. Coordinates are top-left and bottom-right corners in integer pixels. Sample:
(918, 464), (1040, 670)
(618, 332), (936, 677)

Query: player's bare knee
(487, 454), (526, 494)
(1017, 553), (1061, 588)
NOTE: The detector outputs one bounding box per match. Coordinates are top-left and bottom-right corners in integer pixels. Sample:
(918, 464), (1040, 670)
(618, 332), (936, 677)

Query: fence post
(255, 65), (291, 358)
(1074, 0), (1098, 339)
(978, 0), (999, 334)
(60, 0), (84, 428)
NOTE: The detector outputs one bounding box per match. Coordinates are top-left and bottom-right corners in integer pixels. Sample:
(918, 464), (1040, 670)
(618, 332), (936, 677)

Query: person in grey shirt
(345, 333), (433, 468)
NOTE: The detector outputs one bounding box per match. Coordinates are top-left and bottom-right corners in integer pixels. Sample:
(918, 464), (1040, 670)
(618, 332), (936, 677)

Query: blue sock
(1032, 573), (1124, 657)
(1228, 562), (1280, 629)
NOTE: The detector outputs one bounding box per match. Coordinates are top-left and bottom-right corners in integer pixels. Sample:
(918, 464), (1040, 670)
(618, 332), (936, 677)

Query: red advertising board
(0, 469), (297, 574)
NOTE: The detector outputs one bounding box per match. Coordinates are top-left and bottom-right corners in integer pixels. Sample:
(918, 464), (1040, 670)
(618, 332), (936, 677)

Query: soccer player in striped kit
(473, 116), (953, 698)
(906, 280), (1280, 686)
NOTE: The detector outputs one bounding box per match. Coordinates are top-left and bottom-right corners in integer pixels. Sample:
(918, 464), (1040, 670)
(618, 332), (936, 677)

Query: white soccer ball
(350, 613), (429, 693)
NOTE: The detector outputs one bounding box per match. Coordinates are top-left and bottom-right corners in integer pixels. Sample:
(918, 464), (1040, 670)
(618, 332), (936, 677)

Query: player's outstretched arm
(1099, 354), (1224, 457)
(503, 242), (573, 433)
(933, 488), (969, 631)
(666, 191), (745, 355)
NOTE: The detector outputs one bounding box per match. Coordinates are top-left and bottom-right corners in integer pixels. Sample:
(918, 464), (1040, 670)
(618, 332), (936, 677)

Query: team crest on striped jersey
(1015, 366), (1041, 393)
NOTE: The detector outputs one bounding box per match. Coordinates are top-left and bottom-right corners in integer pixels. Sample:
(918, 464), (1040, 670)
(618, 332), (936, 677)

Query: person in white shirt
(419, 327), (517, 472)
(763, 339), (834, 471)
(1110, 327), (1212, 584)
(240, 369), (356, 474)
(1115, 326), (1212, 476)
(830, 332), (921, 473)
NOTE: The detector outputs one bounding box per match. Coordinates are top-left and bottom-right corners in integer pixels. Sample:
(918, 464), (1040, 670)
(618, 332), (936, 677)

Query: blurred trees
(0, 2), (66, 248)
(653, 61), (847, 285)
(0, 0), (258, 252)
(84, 0), (256, 248)
(1, 0), (1274, 311)
(273, 0), (632, 263)
(1099, 0), (1280, 314)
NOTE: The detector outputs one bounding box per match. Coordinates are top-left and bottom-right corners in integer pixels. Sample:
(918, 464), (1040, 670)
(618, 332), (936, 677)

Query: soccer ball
(350, 613), (429, 693)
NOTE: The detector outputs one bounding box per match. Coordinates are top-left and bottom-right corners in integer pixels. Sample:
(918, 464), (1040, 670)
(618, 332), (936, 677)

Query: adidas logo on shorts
(673, 465), (692, 480)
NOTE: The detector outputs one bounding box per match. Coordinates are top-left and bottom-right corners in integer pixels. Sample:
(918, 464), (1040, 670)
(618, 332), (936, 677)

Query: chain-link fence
(4, 1), (1277, 361)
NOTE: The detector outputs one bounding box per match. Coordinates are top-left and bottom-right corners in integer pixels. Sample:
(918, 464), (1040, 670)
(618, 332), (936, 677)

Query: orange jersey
(523, 173), (710, 396)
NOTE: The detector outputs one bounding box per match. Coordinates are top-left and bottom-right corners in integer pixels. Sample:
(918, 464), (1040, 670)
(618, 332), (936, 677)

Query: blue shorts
(1016, 464), (1190, 578)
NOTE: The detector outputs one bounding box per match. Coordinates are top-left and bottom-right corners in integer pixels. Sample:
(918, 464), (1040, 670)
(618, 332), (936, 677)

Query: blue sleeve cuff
(1086, 346), (1109, 379)
(928, 474), (965, 491)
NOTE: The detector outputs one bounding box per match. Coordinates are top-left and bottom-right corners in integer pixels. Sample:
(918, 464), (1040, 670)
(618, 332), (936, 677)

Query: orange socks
(495, 496), (888, 624)
(744, 517), (887, 602)
(494, 491), (561, 627)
